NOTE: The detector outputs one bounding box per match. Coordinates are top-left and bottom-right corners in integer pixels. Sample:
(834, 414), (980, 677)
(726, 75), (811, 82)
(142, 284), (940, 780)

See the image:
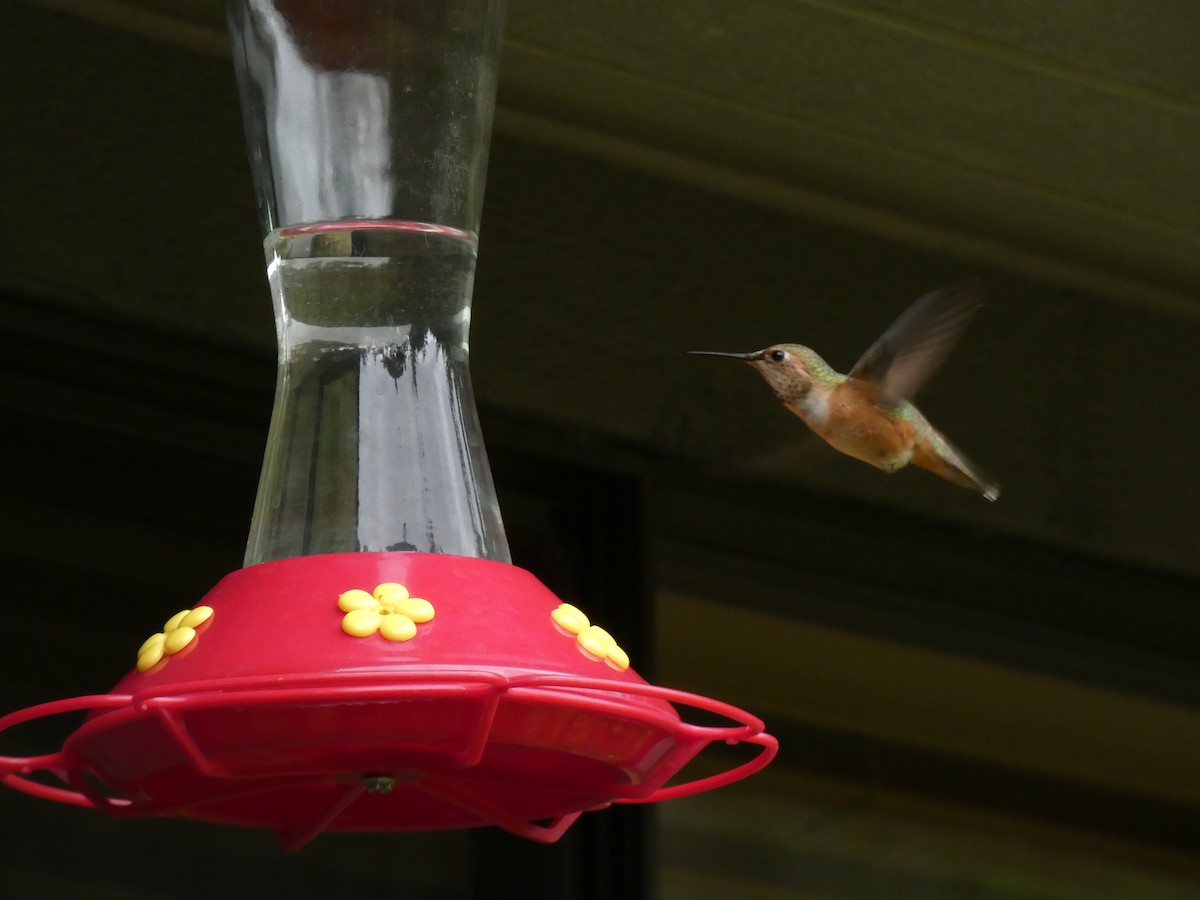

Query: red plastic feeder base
(0, 553), (775, 848)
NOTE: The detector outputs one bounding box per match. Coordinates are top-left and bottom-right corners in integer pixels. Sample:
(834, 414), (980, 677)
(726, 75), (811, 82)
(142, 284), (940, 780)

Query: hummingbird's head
(688, 344), (836, 403)
(745, 344), (830, 402)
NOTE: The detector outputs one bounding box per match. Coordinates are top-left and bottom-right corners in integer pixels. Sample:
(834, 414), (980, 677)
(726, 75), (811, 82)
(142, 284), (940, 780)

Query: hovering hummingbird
(689, 280), (1000, 500)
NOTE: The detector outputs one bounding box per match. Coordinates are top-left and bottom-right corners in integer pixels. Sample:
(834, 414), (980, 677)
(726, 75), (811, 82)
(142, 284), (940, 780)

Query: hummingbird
(689, 280), (1000, 500)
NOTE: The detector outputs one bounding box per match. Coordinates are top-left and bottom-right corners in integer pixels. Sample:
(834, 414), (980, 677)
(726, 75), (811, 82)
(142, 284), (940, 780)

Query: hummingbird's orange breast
(789, 380), (921, 471)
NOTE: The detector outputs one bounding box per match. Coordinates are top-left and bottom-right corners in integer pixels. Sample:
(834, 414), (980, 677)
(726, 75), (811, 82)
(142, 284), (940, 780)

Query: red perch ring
(0, 553), (775, 849)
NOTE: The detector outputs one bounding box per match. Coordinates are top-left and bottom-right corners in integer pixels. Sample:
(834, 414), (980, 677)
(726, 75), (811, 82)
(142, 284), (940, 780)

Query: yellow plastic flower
(339, 582), (435, 642)
(551, 603), (630, 671)
(137, 606), (214, 673)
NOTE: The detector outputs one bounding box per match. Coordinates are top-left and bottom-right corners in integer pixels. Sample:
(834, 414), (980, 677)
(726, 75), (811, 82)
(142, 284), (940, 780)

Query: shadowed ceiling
(6, 0), (1199, 576)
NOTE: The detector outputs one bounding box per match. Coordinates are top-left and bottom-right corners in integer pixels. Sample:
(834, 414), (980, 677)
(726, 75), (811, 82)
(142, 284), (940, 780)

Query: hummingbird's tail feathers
(912, 435), (1000, 501)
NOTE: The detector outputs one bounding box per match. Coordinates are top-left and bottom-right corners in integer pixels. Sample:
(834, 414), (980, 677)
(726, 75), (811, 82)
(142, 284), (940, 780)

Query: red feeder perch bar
(0, 0), (774, 848)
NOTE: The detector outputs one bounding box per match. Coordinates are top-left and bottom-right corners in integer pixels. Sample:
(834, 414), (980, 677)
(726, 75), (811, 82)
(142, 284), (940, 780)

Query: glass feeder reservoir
(234, 0), (509, 565)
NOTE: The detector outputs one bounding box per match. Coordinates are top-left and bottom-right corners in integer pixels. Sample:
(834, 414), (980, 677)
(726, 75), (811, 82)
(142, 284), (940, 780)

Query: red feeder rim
(0, 553), (775, 848)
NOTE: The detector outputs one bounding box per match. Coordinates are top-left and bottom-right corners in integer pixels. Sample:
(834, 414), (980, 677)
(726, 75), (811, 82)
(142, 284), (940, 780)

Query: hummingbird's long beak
(686, 350), (757, 360)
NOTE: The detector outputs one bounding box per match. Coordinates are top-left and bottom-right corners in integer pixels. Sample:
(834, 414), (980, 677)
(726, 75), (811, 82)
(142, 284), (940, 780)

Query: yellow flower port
(136, 606), (215, 673)
(551, 603), (630, 672)
(338, 582), (435, 642)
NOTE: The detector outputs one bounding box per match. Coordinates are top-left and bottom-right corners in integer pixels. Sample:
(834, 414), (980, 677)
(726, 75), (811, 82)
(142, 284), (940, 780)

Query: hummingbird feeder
(0, 0), (775, 849)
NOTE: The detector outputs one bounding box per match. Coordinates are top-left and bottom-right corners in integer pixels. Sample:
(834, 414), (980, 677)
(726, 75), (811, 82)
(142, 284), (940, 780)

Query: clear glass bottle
(226, 0), (510, 565)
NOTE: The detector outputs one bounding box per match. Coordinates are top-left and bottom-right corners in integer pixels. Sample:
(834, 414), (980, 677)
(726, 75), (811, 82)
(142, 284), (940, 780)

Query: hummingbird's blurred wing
(722, 434), (836, 481)
(848, 279), (984, 406)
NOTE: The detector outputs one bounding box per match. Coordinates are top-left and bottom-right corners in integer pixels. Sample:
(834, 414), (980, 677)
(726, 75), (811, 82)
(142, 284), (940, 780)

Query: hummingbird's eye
(768, 349), (787, 363)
